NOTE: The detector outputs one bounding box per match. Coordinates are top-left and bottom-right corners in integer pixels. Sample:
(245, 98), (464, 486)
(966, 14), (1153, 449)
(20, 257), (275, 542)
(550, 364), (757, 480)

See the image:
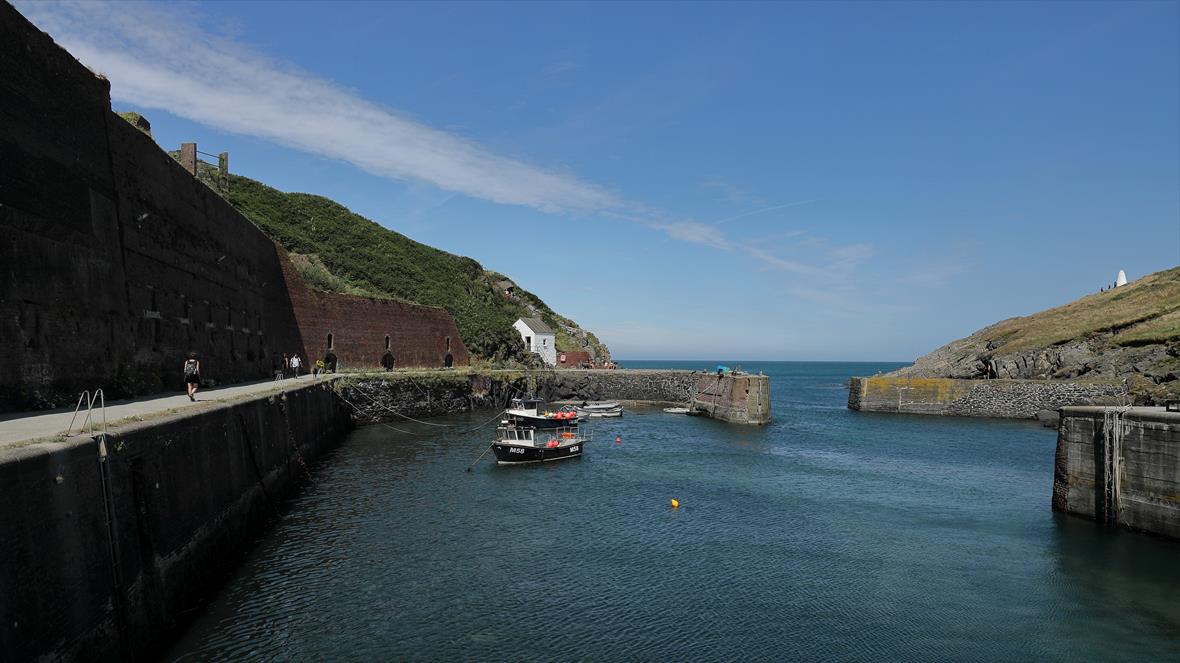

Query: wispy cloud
(18, 0), (616, 214)
(712, 200), (814, 226)
(700, 176), (768, 207)
(16, 0), (878, 305)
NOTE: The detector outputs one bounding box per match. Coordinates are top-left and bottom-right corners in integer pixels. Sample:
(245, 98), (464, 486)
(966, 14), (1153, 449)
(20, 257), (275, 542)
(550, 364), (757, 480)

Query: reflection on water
(165, 362), (1180, 662)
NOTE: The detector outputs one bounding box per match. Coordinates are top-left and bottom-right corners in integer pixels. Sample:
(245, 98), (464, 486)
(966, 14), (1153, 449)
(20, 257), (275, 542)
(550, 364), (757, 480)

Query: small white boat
(663, 407), (690, 414)
(575, 401), (623, 418)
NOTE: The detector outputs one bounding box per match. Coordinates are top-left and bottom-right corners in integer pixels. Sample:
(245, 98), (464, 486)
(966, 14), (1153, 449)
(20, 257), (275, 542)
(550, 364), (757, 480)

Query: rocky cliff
(890, 267), (1180, 402)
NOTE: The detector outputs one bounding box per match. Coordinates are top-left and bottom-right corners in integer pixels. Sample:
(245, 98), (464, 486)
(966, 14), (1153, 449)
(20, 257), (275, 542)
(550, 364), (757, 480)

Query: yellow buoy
(671, 499), (680, 509)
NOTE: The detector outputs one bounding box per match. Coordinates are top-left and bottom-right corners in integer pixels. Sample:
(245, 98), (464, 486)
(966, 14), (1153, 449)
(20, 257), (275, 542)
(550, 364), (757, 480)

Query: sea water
(165, 362), (1180, 661)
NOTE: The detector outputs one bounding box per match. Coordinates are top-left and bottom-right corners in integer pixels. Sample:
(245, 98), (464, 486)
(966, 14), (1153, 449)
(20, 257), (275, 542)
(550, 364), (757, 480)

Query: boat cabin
(509, 397), (543, 415)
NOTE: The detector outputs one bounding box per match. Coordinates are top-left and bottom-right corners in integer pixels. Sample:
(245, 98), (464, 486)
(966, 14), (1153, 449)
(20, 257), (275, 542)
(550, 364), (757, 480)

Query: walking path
(0, 376), (336, 448)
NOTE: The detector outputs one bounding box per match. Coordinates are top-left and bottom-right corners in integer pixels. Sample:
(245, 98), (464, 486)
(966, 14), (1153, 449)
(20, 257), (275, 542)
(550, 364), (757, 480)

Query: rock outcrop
(889, 267), (1180, 403)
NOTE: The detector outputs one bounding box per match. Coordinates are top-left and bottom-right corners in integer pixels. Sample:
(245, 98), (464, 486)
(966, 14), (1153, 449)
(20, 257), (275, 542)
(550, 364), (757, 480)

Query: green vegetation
(288, 253), (380, 298)
(117, 112), (151, 136)
(191, 163), (607, 360)
(985, 267), (1180, 354)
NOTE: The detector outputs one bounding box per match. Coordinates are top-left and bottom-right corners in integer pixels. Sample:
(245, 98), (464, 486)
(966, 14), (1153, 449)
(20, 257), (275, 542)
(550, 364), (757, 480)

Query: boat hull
(576, 408), (622, 418)
(493, 439), (584, 464)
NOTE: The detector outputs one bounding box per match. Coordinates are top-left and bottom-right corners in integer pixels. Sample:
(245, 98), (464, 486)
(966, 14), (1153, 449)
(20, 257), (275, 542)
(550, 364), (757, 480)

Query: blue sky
(18, 1), (1180, 360)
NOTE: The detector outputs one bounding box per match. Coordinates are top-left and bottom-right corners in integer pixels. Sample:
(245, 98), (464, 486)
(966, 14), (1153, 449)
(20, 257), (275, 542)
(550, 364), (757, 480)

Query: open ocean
(165, 361), (1180, 661)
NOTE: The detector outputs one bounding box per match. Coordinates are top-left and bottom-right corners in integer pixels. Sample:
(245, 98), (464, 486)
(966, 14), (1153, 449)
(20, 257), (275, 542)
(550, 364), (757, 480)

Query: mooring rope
(352, 387), (456, 427)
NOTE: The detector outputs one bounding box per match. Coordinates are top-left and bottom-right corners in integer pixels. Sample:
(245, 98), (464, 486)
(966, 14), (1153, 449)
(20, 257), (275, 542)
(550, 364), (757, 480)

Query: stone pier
(847, 376), (1126, 419)
(691, 373), (772, 425)
(1053, 406), (1180, 540)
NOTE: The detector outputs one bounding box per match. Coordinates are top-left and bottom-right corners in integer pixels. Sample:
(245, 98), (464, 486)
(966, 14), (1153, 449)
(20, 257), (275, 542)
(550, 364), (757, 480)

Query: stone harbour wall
(1053, 407), (1180, 540)
(0, 381), (351, 663)
(336, 373), (524, 425)
(847, 376), (1128, 419)
(535, 369), (697, 404)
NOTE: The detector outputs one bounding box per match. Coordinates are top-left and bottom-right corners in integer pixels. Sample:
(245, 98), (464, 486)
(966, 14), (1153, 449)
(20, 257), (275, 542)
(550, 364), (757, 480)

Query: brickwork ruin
(0, 5), (467, 412)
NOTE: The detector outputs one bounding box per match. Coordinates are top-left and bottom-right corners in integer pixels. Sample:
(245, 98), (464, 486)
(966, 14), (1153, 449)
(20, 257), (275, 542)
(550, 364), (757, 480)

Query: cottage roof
(517, 317), (555, 334)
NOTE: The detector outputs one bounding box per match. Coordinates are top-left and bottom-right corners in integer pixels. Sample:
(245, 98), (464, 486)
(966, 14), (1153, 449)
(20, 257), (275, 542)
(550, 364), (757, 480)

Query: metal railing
(63, 389), (108, 443)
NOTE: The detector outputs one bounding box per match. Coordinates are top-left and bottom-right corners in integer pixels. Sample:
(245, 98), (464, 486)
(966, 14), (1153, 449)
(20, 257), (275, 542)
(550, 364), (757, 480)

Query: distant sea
(165, 361), (1180, 661)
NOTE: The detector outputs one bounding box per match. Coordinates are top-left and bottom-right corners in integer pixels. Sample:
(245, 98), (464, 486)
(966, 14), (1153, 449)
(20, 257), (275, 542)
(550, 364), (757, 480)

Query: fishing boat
(491, 423), (589, 464)
(575, 401), (624, 418)
(506, 397), (580, 429)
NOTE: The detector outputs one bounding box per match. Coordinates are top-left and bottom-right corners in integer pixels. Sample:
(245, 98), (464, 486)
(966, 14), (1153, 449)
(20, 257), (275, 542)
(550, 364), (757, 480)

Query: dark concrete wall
(847, 376), (1127, 419)
(0, 382), (350, 662)
(1053, 407), (1180, 540)
(0, 4), (468, 412)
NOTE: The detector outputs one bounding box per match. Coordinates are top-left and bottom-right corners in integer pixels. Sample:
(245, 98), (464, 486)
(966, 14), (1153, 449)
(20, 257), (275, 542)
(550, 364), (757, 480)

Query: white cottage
(513, 317), (557, 366)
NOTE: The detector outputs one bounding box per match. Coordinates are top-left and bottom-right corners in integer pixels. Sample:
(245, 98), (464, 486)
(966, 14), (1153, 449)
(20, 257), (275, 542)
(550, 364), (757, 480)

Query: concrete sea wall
(0, 381), (350, 662)
(847, 376), (1127, 419)
(1053, 407), (1180, 540)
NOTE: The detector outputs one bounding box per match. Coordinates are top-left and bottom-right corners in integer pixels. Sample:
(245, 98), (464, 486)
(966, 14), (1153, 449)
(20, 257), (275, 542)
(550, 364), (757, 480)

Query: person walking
(282, 353), (290, 379)
(183, 352), (201, 401)
(290, 354), (302, 378)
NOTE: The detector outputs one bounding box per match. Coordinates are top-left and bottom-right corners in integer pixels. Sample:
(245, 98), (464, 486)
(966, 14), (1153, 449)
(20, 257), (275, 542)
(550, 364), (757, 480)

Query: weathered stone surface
(338, 369), (770, 425)
(537, 370), (697, 403)
(848, 376), (1127, 419)
(1054, 407), (1180, 540)
(691, 373), (772, 424)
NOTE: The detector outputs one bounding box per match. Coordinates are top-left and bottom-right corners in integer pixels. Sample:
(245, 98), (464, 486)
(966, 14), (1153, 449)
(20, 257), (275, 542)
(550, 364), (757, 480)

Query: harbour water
(165, 362), (1180, 661)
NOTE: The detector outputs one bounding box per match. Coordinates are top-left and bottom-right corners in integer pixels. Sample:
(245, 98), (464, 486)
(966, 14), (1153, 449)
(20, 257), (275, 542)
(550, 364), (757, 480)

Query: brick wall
(279, 256), (468, 370)
(556, 350), (592, 368)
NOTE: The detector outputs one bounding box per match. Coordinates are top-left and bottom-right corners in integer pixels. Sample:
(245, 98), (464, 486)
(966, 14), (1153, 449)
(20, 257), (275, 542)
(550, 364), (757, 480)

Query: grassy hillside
(982, 266), (1180, 354)
(892, 266), (1180, 397)
(191, 163), (607, 361)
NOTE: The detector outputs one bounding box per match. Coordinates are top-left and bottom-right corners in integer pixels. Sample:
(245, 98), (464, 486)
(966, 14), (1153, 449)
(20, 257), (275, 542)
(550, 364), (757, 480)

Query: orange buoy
(561, 432), (575, 439)
(547, 439), (559, 448)
(671, 499), (680, 509)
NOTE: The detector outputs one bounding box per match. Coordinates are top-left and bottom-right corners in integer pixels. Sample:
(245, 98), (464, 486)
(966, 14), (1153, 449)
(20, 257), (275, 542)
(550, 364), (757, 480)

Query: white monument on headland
(1116, 269), (1128, 287)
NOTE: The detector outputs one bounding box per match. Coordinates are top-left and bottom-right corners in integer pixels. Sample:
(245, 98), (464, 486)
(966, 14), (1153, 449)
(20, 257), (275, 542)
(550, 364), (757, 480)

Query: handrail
(62, 389), (108, 441)
(63, 390), (91, 438)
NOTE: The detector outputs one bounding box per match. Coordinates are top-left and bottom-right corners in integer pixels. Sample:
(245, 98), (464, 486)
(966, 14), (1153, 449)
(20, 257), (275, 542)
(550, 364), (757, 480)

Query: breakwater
(847, 376), (1127, 419)
(691, 373), (772, 424)
(340, 369), (769, 426)
(0, 381), (350, 662)
(1053, 406), (1180, 540)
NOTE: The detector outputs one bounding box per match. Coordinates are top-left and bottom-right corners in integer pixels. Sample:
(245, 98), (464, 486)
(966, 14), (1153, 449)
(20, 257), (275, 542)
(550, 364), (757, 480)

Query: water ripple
(166, 363), (1180, 662)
